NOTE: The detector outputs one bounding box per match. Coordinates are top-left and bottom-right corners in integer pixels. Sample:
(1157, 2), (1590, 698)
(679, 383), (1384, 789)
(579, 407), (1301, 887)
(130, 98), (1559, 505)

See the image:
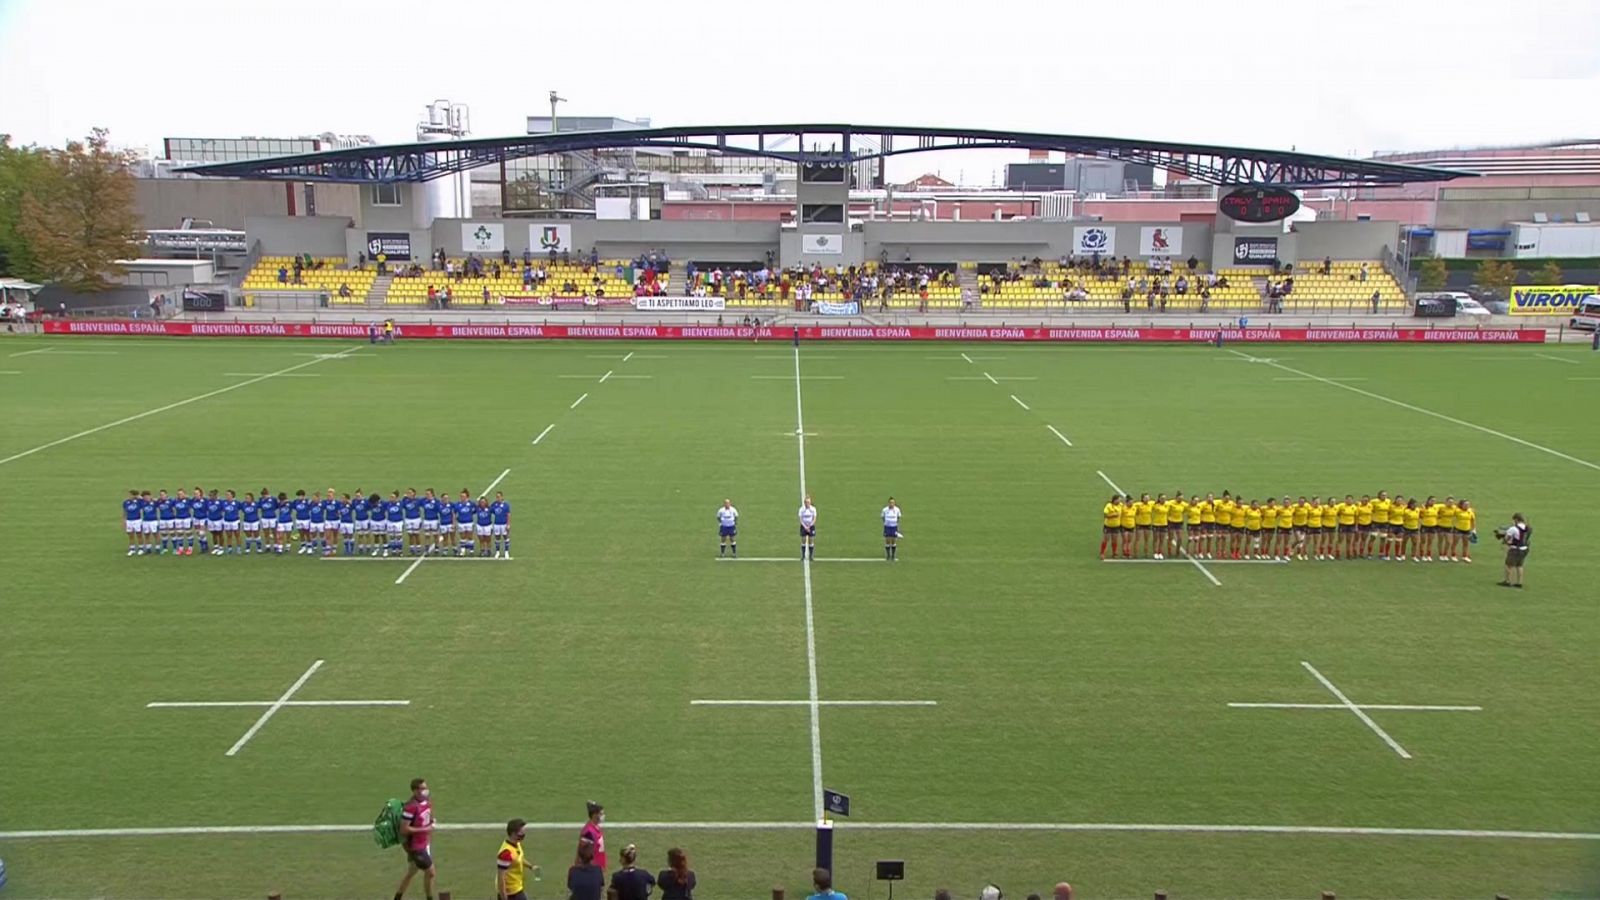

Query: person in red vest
(577, 801), (607, 871)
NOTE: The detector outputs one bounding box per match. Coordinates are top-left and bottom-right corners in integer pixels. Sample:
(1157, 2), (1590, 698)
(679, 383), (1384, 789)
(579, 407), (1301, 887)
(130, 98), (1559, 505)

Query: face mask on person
(419, 789), (430, 800)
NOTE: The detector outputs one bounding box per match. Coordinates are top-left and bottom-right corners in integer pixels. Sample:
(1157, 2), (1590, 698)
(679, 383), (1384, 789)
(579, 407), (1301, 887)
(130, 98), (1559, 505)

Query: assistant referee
(1498, 512), (1531, 589)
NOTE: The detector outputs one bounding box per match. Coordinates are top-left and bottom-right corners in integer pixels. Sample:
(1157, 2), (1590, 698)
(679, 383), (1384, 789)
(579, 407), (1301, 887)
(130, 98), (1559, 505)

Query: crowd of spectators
(682, 263), (954, 309)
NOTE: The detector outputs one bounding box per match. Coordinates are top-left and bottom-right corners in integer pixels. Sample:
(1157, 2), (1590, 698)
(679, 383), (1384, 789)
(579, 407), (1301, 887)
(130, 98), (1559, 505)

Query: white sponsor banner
(635, 296), (728, 311)
(1072, 226), (1115, 257)
(802, 233), (844, 255)
(462, 222), (505, 253)
(815, 301), (860, 316)
(531, 223), (574, 254)
(1139, 226), (1182, 257)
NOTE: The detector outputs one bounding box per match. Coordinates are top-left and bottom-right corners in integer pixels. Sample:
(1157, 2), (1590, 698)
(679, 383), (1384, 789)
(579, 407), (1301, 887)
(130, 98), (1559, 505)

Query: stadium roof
(176, 123), (1472, 188)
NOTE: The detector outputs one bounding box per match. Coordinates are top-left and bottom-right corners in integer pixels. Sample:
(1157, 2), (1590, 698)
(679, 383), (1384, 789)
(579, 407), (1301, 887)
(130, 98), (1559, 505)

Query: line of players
(1100, 491), (1480, 562)
(120, 487), (512, 558)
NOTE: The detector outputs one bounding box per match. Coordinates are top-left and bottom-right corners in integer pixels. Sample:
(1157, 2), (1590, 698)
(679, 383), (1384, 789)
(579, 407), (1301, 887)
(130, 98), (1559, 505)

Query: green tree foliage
(11, 128), (141, 292)
(0, 134), (51, 280)
(1416, 257), (1448, 291)
(1473, 259), (1518, 297)
(1535, 259), (1564, 285)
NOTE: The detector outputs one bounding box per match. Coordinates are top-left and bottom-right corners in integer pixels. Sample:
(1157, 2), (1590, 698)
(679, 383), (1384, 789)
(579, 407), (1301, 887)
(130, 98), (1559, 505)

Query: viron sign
(1508, 285), (1597, 315)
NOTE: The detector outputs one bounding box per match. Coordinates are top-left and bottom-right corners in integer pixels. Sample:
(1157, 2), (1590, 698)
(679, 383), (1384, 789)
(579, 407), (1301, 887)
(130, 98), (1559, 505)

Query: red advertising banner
(42, 320), (1548, 343)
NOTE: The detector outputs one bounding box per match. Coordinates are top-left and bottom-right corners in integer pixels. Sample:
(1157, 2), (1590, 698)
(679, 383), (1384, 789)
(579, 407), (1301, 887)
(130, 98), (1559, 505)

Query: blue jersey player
(717, 499), (738, 558)
(474, 497), (494, 557)
(173, 489), (194, 556)
(292, 490), (312, 552)
(437, 496), (455, 555)
(421, 489), (441, 554)
(401, 488), (422, 555)
(241, 492), (262, 554)
(220, 490), (241, 555)
(155, 490), (175, 554)
(273, 492), (293, 554)
(137, 491), (158, 555)
(454, 490), (476, 556)
(384, 490), (405, 556)
(307, 493), (327, 555)
(123, 490), (143, 556)
(490, 492), (512, 559)
(352, 492), (370, 555)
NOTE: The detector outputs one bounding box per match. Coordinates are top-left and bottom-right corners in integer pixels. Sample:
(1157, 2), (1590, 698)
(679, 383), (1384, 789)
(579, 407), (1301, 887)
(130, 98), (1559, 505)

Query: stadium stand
(242, 256), (377, 305)
(386, 258), (656, 305)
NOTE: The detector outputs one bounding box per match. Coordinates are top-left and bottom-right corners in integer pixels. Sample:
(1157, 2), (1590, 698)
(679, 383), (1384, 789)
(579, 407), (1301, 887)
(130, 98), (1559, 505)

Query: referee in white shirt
(881, 497), (902, 561)
(717, 499), (739, 558)
(798, 495), (818, 560)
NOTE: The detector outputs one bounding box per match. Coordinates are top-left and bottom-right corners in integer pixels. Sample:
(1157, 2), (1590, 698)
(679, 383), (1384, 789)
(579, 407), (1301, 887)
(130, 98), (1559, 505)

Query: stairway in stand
(365, 274), (393, 307)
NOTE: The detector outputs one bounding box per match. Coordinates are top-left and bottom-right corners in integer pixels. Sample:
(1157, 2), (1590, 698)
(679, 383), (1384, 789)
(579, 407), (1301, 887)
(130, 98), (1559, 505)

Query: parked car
(1570, 296), (1600, 331)
(1454, 297), (1493, 320)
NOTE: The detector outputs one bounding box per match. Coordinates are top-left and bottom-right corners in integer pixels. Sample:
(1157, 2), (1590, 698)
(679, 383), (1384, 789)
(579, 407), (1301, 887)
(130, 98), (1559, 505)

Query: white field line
(394, 556), (428, 585)
(793, 344), (825, 822)
(6, 820), (1599, 842)
(1179, 549), (1222, 587)
(599, 369), (613, 383)
(570, 392), (589, 409)
(225, 660), (323, 757)
(1046, 425), (1073, 446)
(1301, 661), (1411, 759)
(753, 374), (844, 380)
(293, 352), (372, 358)
(34, 349), (118, 355)
(222, 372), (321, 377)
(623, 350), (634, 362)
(604, 374), (653, 379)
(0, 370), (20, 375)
(983, 371), (999, 384)
(1103, 558), (1285, 566)
(1228, 703), (1481, 711)
(1011, 394), (1030, 410)
(479, 468), (511, 498)
(559, 374), (605, 379)
(1570, 376), (1600, 381)
(1272, 376), (1366, 382)
(8, 347), (54, 357)
(717, 557), (884, 563)
(1228, 349), (1600, 472)
(321, 556), (513, 563)
(0, 346), (360, 467)
(691, 700), (938, 707)
(960, 352), (975, 364)
(1534, 352), (1581, 365)
(1097, 470), (1125, 495)
(532, 423), (556, 445)
(149, 700), (409, 708)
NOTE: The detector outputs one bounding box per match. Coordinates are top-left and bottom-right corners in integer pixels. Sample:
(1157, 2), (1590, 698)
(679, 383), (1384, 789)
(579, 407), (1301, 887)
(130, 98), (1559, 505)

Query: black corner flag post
(818, 789), (849, 871)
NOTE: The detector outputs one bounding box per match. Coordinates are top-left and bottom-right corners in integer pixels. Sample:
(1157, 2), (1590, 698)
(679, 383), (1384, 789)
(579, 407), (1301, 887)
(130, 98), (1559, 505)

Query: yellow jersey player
(1166, 492), (1189, 560)
(1134, 493), (1155, 558)
(1185, 495), (1205, 558)
(1419, 495), (1441, 561)
(1356, 496), (1374, 558)
(1290, 496), (1309, 560)
(1305, 497), (1325, 559)
(1150, 493), (1170, 559)
(1454, 499), (1477, 563)
(1244, 500), (1265, 558)
(1438, 496), (1459, 561)
(1338, 494), (1358, 560)
(1400, 498), (1422, 561)
(1261, 499), (1280, 559)
(1198, 493), (1218, 559)
(1119, 494), (1137, 559)
(1276, 495), (1295, 561)
(1372, 491), (1394, 559)
(1228, 493), (1249, 560)
(1101, 494), (1123, 560)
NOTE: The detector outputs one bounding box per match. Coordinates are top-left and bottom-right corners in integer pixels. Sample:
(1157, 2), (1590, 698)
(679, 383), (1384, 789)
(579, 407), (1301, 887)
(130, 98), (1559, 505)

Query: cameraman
(1496, 513), (1531, 589)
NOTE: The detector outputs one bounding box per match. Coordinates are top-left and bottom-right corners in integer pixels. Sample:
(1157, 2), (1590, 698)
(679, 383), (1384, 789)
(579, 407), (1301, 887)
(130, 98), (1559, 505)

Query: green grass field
(2, 335), (1598, 900)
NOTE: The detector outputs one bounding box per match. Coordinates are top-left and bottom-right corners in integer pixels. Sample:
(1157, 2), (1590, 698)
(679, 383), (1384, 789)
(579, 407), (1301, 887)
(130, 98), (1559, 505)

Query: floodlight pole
(549, 90), (567, 134)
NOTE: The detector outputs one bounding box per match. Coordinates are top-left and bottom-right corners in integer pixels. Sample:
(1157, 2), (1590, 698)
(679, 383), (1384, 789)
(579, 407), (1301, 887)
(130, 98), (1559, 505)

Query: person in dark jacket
(568, 838), (605, 900)
(611, 843), (656, 900)
(657, 848), (695, 900)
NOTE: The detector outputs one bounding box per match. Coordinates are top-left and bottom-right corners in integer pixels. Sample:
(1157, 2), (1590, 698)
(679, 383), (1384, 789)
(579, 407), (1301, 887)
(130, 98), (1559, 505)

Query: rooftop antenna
(549, 90), (567, 133)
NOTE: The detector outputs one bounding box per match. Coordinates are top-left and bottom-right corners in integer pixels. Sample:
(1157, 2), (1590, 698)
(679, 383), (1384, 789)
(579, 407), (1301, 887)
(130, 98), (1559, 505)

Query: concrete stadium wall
(135, 179), (360, 230)
(1435, 185), (1600, 230)
(430, 218), (780, 264)
(863, 221), (1214, 263)
(1293, 220), (1399, 261)
(245, 215), (353, 256)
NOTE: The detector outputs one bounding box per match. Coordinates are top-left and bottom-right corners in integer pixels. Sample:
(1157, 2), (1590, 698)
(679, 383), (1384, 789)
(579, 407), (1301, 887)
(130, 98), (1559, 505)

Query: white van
(1571, 297), (1600, 331)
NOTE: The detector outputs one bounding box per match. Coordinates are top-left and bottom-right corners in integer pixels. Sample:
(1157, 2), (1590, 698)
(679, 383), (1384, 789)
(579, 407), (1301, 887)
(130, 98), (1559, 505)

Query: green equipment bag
(373, 798), (405, 849)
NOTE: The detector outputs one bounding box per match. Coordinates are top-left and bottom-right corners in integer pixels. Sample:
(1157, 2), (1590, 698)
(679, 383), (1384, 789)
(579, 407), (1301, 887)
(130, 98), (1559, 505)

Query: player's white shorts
(387, 520), (404, 535)
(276, 521), (292, 533)
(339, 522), (354, 535)
(140, 520), (159, 534)
(294, 518), (309, 530)
(125, 520), (140, 534)
(492, 523), (508, 536)
(243, 521), (261, 533)
(477, 523), (494, 537)
(177, 517), (192, 531)
(222, 521), (240, 532)
(404, 517), (421, 533)
(422, 519), (438, 532)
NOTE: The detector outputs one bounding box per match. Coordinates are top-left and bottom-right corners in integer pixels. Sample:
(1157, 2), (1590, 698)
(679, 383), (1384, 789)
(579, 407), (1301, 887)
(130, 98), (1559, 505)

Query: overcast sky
(3, 0), (1598, 183)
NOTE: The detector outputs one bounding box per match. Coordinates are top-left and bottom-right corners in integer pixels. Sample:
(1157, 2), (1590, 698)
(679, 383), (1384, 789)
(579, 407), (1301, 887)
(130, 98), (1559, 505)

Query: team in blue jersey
(121, 486), (512, 557)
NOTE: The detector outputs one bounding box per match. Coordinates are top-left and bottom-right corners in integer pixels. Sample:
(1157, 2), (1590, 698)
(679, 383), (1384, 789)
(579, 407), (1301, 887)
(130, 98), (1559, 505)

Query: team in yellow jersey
(1100, 492), (1479, 563)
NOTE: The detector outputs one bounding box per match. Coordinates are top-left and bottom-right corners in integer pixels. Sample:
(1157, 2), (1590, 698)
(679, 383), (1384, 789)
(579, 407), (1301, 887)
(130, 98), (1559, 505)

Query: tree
(0, 135), (50, 280)
(1473, 259), (1517, 297)
(1416, 257), (1448, 291)
(1535, 259), (1564, 285)
(17, 128), (141, 292)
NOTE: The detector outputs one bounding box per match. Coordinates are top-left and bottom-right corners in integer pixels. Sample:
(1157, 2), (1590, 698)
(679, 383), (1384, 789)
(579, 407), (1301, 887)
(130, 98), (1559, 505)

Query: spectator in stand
(1359, 262), (1369, 282)
(482, 285), (491, 306)
(1187, 254), (1199, 272)
(1371, 289), (1381, 313)
(589, 247), (600, 267)
(501, 248), (512, 267)
(358, 250), (366, 270)
(277, 265), (288, 284)
(1323, 255), (1333, 275)
(568, 839), (604, 900)
(610, 843), (656, 900)
(427, 285), (438, 307)
(808, 868), (845, 900)
(523, 266), (533, 289)
(338, 283), (352, 298)
(561, 247), (571, 264)
(523, 247), (532, 267)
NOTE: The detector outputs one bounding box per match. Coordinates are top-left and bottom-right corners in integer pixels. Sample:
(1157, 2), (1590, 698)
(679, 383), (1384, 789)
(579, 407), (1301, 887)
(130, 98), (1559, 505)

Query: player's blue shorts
(883, 524), (899, 538)
(719, 525), (736, 537)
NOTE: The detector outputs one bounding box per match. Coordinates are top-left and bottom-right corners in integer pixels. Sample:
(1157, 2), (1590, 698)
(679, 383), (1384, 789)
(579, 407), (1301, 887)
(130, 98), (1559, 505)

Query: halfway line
(793, 344), (825, 822)
(1301, 661), (1411, 759)
(1228, 703), (1481, 711)
(691, 700), (938, 707)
